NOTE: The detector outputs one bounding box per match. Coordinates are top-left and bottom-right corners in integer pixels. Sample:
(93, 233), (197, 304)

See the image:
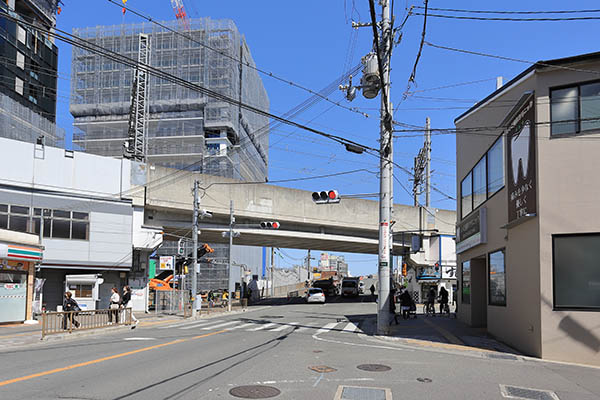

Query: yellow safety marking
(421, 318), (465, 345)
(0, 330), (226, 387)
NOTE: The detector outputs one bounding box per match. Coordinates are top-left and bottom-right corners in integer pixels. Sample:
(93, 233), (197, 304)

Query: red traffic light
(312, 189), (340, 204)
(272, 221), (280, 229)
(260, 221), (280, 229)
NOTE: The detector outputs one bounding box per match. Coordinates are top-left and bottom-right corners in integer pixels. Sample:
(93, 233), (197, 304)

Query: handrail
(41, 308), (132, 338)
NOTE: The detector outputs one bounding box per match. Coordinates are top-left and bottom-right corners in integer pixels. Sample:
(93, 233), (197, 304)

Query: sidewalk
(363, 311), (520, 356)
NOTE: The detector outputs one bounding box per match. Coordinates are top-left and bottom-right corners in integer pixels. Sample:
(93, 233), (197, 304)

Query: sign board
(506, 93), (537, 224)
(159, 256), (174, 271)
(456, 207), (487, 254)
(442, 266), (457, 279)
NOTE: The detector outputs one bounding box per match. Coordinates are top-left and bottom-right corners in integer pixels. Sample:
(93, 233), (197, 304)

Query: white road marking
(178, 320), (223, 330)
(270, 322), (298, 332)
(343, 322), (358, 333)
(315, 322), (338, 335)
(225, 323), (255, 331)
(248, 323), (277, 331)
(200, 321), (239, 330)
(124, 337), (156, 341)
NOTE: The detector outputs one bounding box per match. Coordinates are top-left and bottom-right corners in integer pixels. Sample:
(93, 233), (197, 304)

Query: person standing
(122, 286), (138, 329)
(400, 289), (412, 320)
(62, 292), (80, 329)
(438, 286), (449, 315)
(369, 284), (376, 298)
(109, 287), (120, 324)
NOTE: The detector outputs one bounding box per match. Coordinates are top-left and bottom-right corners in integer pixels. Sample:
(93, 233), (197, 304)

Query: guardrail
(41, 308), (132, 338)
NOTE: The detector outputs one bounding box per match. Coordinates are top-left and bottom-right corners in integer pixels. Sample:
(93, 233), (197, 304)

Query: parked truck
(312, 277), (340, 297)
(341, 277), (360, 297)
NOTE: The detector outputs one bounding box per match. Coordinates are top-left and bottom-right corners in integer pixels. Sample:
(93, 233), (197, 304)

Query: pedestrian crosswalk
(160, 318), (363, 335)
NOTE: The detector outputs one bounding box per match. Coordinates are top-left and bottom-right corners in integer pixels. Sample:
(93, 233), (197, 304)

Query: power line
(106, 0), (370, 119)
(405, 0), (429, 96)
(0, 11), (379, 157)
(415, 6), (600, 15)
(424, 41), (600, 76)
(414, 12), (600, 22)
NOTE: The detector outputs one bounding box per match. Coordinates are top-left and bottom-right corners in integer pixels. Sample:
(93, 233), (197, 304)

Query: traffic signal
(260, 221), (280, 229)
(311, 190), (340, 204)
(177, 238), (185, 256)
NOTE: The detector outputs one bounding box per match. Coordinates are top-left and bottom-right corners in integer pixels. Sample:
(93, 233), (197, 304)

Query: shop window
(553, 234), (600, 310)
(461, 172), (472, 218)
(488, 250), (506, 306)
(551, 81), (600, 135)
(487, 137), (504, 195)
(472, 155), (486, 209)
(461, 261), (471, 304)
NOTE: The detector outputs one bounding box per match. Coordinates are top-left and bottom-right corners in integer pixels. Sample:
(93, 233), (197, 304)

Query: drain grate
(229, 385), (281, 399)
(500, 385), (559, 400)
(357, 364), (391, 372)
(309, 365), (337, 373)
(335, 386), (392, 400)
(489, 353), (519, 361)
(417, 377), (432, 383)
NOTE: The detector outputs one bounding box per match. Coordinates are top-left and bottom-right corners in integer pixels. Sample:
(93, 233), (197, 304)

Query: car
(306, 288), (326, 303)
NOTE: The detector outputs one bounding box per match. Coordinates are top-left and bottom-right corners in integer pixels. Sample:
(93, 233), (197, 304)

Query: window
(488, 250), (506, 306)
(460, 136), (505, 219)
(487, 138), (504, 195)
(9, 205), (29, 232)
(473, 156), (486, 209)
(0, 204), (7, 229)
(15, 77), (23, 95)
(16, 51), (25, 69)
(68, 284), (93, 298)
(461, 172), (472, 218)
(553, 234), (600, 310)
(17, 25), (26, 44)
(551, 81), (600, 135)
(462, 261), (471, 304)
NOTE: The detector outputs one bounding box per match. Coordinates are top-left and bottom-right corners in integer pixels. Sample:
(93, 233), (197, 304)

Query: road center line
(0, 330), (226, 387)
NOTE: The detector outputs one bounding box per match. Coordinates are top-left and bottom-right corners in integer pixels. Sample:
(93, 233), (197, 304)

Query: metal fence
(41, 308), (132, 338)
(155, 290), (190, 316)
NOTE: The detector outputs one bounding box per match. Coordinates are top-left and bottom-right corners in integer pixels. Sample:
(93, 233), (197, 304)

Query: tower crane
(170, 0), (190, 31)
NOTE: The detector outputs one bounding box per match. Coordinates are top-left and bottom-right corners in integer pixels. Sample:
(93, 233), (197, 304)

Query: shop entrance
(0, 271), (27, 322)
(470, 257), (487, 328)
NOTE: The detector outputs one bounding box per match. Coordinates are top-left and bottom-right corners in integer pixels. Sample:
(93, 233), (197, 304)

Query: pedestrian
(108, 287), (120, 324)
(400, 289), (412, 320)
(369, 284), (376, 298)
(438, 286), (449, 315)
(221, 290), (229, 308)
(122, 286), (138, 329)
(62, 291), (80, 329)
(389, 287), (398, 325)
(208, 290), (214, 307)
(426, 287), (436, 315)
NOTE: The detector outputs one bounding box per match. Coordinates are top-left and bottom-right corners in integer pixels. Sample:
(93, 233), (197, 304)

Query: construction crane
(171, 0), (190, 31)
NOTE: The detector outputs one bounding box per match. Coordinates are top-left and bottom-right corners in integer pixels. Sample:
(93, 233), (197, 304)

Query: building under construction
(70, 18), (269, 181)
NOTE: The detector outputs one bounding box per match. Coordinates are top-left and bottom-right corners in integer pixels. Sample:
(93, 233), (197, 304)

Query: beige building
(455, 51), (600, 366)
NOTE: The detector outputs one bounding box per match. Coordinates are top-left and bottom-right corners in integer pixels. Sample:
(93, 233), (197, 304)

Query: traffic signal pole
(377, 0), (393, 335)
(191, 180), (199, 317)
(228, 200), (234, 312)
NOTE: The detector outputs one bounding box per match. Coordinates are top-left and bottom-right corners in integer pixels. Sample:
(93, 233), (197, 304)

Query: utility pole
(307, 249), (311, 281)
(228, 200), (234, 312)
(425, 116), (431, 208)
(191, 180), (199, 317)
(376, 0), (393, 335)
(270, 247), (275, 297)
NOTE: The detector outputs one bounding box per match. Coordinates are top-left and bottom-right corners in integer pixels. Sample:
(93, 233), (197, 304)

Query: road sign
(159, 256), (174, 270)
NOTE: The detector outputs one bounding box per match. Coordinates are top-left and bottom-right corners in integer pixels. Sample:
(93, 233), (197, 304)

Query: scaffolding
(0, 93), (64, 147)
(70, 18), (269, 181)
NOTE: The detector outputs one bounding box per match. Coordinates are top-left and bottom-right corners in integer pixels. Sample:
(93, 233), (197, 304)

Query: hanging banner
(505, 93), (537, 224)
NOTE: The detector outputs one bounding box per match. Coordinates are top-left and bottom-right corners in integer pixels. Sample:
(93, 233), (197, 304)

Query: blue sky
(54, 1), (600, 275)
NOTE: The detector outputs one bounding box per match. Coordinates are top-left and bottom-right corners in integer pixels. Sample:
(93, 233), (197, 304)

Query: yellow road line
(0, 332), (39, 340)
(0, 330), (226, 387)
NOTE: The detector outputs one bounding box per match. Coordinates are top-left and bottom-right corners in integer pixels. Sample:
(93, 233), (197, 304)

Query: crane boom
(170, 0), (190, 31)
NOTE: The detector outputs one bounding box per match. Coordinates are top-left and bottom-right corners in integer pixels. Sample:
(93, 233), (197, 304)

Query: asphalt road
(1, 299), (599, 400)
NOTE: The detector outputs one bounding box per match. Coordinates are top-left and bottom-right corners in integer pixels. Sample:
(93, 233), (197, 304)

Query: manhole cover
(229, 385), (281, 399)
(500, 385), (559, 400)
(417, 377), (432, 383)
(357, 364), (391, 372)
(309, 365), (337, 373)
(340, 386), (388, 400)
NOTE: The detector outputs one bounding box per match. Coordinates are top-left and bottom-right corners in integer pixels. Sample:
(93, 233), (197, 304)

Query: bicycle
(423, 301), (435, 317)
(439, 302), (450, 317)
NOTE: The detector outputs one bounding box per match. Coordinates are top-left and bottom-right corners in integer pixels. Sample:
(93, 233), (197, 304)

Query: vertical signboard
(506, 93), (537, 223)
(159, 256), (174, 271)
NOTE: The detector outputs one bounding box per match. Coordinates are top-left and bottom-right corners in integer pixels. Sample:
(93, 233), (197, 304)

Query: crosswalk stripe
(160, 320), (211, 329)
(225, 323), (255, 331)
(200, 321), (239, 330)
(343, 322), (358, 333)
(270, 322), (298, 332)
(315, 322), (338, 334)
(247, 323), (276, 331)
(178, 320), (224, 330)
